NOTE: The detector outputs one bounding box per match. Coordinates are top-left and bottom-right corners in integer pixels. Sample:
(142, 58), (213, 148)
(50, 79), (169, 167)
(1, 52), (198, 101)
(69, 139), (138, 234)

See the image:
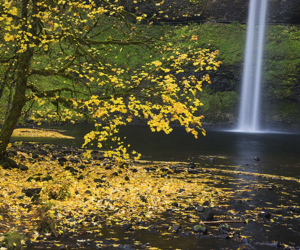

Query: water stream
(237, 0), (268, 132)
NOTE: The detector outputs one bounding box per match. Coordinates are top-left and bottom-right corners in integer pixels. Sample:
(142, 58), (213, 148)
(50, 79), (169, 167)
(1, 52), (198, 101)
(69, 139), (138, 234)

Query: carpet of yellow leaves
(11, 128), (74, 139)
(0, 143), (233, 245)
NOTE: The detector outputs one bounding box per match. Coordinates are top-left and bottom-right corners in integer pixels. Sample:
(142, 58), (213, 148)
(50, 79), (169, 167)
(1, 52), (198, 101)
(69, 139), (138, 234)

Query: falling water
(237, 0), (268, 132)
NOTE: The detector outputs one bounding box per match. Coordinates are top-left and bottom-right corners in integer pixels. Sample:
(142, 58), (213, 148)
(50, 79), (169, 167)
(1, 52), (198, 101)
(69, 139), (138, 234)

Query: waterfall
(237, 0), (268, 132)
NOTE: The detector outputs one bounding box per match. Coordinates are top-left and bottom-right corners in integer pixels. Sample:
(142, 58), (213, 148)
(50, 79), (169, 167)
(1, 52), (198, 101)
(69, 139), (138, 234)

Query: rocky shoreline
(1, 141), (300, 249)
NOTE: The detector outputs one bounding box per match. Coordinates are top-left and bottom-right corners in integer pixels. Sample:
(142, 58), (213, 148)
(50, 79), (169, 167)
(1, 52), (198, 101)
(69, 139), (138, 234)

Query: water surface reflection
(12, 124), (300, 177)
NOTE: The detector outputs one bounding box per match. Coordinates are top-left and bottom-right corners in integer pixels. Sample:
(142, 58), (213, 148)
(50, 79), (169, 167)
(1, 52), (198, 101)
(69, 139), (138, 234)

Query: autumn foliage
(0, 0), (221, 160)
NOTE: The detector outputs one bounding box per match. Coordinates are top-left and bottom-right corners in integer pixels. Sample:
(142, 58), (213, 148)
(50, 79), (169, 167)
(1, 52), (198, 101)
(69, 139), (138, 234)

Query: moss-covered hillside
(1, 22), (300, 126)
(169, 23), (300, 125)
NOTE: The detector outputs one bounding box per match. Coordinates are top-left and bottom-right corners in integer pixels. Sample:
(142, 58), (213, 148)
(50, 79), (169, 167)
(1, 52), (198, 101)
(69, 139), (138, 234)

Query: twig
(200, 220), (245, 224)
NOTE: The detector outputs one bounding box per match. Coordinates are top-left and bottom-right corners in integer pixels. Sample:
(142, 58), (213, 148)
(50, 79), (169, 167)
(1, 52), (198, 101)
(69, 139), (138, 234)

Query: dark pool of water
(13, 124), (300, 177)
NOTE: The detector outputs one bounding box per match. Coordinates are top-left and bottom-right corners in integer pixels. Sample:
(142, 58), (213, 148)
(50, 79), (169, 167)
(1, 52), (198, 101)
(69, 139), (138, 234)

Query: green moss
(1, 21), (300, 125)
(2, 231), (25, 250)
(197, 89), (239, 122)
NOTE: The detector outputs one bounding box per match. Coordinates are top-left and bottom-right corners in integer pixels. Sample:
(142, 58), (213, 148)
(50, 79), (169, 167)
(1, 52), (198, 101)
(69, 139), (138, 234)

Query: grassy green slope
(1, 23), (300, 125)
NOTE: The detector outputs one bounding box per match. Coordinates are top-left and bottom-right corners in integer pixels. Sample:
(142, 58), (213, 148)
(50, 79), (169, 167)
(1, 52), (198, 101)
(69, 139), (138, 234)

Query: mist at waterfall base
(236, 0), (268, 133)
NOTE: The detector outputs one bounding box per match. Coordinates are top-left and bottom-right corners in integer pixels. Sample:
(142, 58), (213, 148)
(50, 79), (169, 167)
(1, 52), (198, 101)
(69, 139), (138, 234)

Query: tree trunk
(0, 0), (33, 160)
(0, 52), (31, 159)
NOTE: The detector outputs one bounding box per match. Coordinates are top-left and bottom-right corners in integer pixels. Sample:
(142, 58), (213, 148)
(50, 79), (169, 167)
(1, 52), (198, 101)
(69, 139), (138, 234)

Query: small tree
(0, 0), (221, 161)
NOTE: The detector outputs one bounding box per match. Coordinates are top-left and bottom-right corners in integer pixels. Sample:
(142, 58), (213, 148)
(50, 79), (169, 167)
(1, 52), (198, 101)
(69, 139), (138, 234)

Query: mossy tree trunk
(0, 0), (34, 160)
(0, 51), (33, 160)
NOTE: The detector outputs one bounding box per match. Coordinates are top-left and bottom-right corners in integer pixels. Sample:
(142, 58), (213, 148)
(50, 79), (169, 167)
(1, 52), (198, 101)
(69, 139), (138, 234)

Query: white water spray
(237, 0), (268, 132)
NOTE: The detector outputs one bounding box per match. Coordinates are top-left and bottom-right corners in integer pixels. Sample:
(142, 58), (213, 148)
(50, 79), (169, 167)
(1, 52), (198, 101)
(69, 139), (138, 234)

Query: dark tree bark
(0, 51), (32, 159)
(0, 0), (34, 160)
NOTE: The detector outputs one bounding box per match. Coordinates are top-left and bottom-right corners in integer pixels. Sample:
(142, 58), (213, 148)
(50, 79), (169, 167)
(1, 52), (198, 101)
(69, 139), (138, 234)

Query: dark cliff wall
(120, 0), (300, 24)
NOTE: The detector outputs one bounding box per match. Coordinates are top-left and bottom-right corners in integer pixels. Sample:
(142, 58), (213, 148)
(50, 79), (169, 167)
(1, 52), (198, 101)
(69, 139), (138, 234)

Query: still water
(13, 124), (300, 177)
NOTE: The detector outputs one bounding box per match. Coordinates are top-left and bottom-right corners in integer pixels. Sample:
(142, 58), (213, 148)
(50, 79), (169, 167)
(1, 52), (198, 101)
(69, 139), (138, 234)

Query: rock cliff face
(120, 0), (300, 24)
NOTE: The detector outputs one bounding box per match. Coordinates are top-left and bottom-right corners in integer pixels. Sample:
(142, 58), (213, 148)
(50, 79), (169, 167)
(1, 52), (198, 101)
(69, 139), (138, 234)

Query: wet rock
(289, 206), (300, 213)
(218, 223), (231, 234)
(58, 157), (68, 163)
(23, 188), (42, 197)
(241, 237), (251, 244)
(185, 206), (194, 211)
(22, 188), (42, 201)
(220, 233), (230, 239)
(195, 206), (204, 212)
(32, 153), (39, 159)
(265, 241), (280, 247)
(145, 166), (157, 172)
(42, 175), (53, 181)
(7, 150), (17, 157)
(202, 201), (210, 206)
(173, 169), (185, 174)
(200, 210), (214, 221)
(254, 157), (260, 161)
(161, 167), (169, 172)
(171, 202), (179, 207)
(119, 162), (128, 169)
(77, 175), (84, 180)
(65, 166), (77, 173)
(118, 244), (135, 250)
(18, 163), (28, 171)
(193, 224), (207, 234)
(2, 157), (18, 169)
(187, 162), (196, 169)
(78, 165), (86, 170)
(26, 175), (40, 182)
(140, 195), (147, 203)
(19, 155), (26, 162)
(59, 244), (67, 250)
(123, 223), (133, 231)
(170, 225), (181, 232)
(85, 190), (92, 194)
(2, 161), (11, 169)
(259, 211), (272, 219)
(69, 158), (80, 163)
(188, 169), (200, 174)
(38, 149), (48, 156)
(111, 172), (119, 176)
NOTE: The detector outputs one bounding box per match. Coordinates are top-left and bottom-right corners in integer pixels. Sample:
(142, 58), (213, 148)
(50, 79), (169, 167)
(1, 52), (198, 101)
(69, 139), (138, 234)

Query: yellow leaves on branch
(0, 0), (108, 54)
(0, 0), (222, 162)
(79, 48), (221, 160)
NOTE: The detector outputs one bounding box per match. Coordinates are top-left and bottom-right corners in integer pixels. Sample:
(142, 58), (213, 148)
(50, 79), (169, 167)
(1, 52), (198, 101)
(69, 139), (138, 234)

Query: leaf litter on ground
(0, 140), (300, 249)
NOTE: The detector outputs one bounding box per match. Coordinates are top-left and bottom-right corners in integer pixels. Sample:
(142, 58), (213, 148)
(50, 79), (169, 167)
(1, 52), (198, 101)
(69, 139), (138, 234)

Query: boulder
(193, 224), (207, 234)
(1, 157), (18, 169)
(200, 209), (214, 221)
